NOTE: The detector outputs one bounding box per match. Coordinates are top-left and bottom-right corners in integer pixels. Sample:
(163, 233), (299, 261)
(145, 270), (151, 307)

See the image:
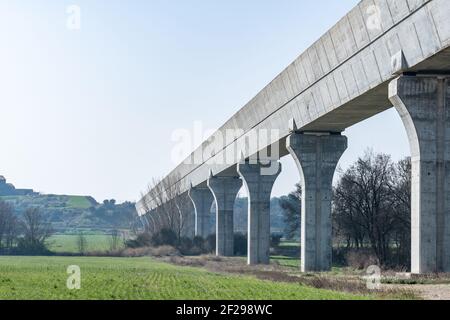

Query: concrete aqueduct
(137, 0), (450, 274)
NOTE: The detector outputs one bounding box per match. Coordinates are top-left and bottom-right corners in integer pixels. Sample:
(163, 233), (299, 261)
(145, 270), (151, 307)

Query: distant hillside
(0, 192), (136, 233)
(0, 176), (289, 236)
(0, 176), (37, 196)
(65, 195), (98, 209)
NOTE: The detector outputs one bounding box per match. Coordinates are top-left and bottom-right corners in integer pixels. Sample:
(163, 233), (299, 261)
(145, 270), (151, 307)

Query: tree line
(137, 150), (412, 268)
(0, 202), (53, 255)
(136, 175), (254, 255)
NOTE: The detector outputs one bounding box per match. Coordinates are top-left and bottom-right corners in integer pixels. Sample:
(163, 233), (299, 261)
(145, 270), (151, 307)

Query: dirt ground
(382, 284), (450, 300)
(156, 255), (450, 300)
(416, 285), (450, 300)
(157, 255), (426, 299)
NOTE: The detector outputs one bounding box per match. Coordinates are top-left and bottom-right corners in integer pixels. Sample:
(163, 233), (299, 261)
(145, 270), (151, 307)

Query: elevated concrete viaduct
(137, 0), (450, 273)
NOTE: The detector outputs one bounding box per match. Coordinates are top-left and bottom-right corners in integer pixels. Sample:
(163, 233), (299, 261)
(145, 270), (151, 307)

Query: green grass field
(47, 234), (124, 253)
(0, 256), (368, 300)
(0, 195), (24, 201)
(65, 196), (93, 209)
(271, 256), (300, 268)
(279, 241), (300, 248)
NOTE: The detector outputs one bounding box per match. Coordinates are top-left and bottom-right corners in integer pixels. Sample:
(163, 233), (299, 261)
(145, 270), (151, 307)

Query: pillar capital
(207, 176), (242, 209)
(237, 160), (281, 183)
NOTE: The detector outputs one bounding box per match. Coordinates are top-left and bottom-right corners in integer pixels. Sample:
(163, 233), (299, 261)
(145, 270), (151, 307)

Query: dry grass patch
(159, 255), (419, 299)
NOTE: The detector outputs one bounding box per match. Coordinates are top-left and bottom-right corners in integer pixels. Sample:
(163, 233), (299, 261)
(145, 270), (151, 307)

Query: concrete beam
(188, 186), (214, 238)
(238, 160), (281, 265)
(287, 133), (347, 272)
(137, 0), (450, 216)
(207, 175), (242, 256)
(389, 75), (450, 274)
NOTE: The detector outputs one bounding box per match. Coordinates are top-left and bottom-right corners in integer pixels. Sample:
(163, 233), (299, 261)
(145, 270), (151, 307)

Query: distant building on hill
(0, 176), (37, 196)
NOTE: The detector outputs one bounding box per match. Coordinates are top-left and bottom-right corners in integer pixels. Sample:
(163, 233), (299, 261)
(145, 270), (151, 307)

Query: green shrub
(125, 232), (152, 248)
(151, 228), (178, 247)
(193, 236), (205, 249)
(205, 234), (216, 254)
(178, 237), (194, 255)
(234, 233), (247, 256)
(270, 233), (282, 248)
(15, 240), (52, 256)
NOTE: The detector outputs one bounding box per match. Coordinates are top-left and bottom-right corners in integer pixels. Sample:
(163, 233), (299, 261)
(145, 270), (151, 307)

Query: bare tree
(4, 213), (19, 250)
(142, 174), (193, 240)
(279, 183), (301, 240)
(109, 229), (121, 251)
(389, 158), (411, 267)
(333, 151), (399, 266)
(333, 176), (367, 249)
(76, 231), (88, 254)
(19, 208), (53, 253)
(0, 201), (19, 252)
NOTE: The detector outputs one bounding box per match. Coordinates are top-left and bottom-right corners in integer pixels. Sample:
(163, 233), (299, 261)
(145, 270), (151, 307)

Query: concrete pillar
(207, 175), (242, 256)
(389, 75), (450, 274)
(238, 161), (281, 265)
(287, 133), (347, 272)
(188, 186), (214, 238)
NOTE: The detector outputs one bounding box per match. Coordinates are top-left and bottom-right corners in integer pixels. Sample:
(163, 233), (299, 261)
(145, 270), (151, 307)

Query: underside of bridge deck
(138, 0), (450, 274)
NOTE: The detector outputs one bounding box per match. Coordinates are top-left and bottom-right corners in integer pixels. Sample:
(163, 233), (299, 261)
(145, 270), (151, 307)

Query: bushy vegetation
(126, 228), (253, 257)
(0, 203), (54, 255)
(279, 184), (302, 239)
(233, 233), (247, 256)
(125, 228), (209, 255)
(0, 199), (132, 256)
(333, 151), (411, 269)
(0, 194), (135, 233)
(270, 233), (283, 248)
(278, 150), (412, 270)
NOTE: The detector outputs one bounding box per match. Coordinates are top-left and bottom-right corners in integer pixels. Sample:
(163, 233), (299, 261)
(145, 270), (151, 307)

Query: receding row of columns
(144, 75), (450, 274)
(141, 134), (349, 271)
(181, 132), (347, 272)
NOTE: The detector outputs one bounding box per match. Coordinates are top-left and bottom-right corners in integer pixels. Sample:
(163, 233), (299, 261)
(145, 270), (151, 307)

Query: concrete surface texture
(389, 76), (450, 273)
(287, 133), (348, 272)
(238, 161), (281, 265)
(207, 176), (243, 256)
(138, 0), (450, 273)
(188, 187), (214, 238)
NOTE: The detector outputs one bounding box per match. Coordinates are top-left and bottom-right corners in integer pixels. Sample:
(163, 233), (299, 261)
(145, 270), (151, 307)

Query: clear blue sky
(0, 0), (410, 203)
